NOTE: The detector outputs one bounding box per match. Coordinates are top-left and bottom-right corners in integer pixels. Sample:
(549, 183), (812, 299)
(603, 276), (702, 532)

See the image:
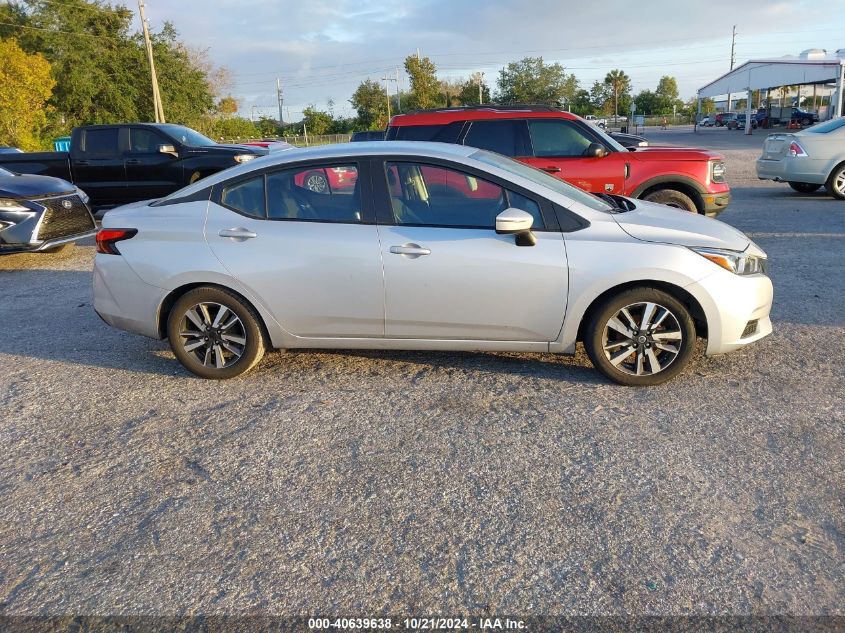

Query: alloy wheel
(178, 301), (247, 369)
(601, 301), (683, 376)
(305, 173), (329, 193)
(834, 170), (845, 196)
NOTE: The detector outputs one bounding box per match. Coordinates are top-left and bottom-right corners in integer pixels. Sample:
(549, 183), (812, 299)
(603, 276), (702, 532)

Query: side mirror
(158, 144), (177, 157)
(495, 208), (536, 246)
(584, 142), (608, 158)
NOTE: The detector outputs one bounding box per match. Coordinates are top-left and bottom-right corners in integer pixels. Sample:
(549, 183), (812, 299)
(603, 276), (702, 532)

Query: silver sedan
(756, 117), (845, 199)
(94, 141), (773, 385)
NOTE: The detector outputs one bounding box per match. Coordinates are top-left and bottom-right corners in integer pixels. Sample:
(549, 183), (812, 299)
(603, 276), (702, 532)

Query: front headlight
(690, 246), (767, 275)
(0, 198), (29, 212)
(710, 160), (726, 183)
(234, 154), (256, 164)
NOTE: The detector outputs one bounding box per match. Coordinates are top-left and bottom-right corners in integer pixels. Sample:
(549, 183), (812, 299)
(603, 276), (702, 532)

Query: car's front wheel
(826, 163), (845, 200)
(166, 287), (266, 379)
(788, 181), (821, 194)
(642, 188), (697, 213)
(584, 287), (697, 386)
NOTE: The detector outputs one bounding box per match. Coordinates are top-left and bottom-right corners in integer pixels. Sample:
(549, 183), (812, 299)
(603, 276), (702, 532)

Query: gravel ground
(1, 132), (843, 622)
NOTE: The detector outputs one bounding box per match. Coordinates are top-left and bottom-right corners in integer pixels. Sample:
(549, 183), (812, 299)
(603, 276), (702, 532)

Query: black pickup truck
(0, 124), (267, 209)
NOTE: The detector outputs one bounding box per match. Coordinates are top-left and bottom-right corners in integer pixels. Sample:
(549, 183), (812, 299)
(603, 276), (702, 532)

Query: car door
(124, 127), (184, 199)
(374, 159), (568, 341)
(70, 127), (127, 205)
(521, 119), (627, 195)
(205, 161), (385, 338)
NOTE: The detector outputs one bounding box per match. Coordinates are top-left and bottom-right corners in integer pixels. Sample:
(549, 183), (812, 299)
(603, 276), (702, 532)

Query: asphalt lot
(1, 128), (843, 620)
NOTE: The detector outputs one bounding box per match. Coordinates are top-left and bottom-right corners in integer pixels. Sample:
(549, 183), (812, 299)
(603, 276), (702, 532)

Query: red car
(387, 106), (730, 215)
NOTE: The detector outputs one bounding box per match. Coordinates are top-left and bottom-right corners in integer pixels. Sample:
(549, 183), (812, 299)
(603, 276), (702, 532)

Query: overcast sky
(135, 0), (845, 121)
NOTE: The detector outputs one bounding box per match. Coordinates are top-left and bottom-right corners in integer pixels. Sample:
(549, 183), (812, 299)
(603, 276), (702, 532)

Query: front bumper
(702, 191), (731, 217)
(685, 269), (773, 355)
(0, 228), (96, 254)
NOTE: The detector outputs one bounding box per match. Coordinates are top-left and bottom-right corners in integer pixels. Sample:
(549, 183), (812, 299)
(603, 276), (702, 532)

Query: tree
(655, 76), (679, 102)
(458, 72), (491, 106)
(497, 57), (579, 106)
(302, 105), (333, 135)
(589, 81), (610, 112)
(439, 79), (463, 107)
(634, 90), (661, 115)
(603, 69), (632, 118)
(0, 38), (55, 149)
(350, 79), (389, 130)
(255, 116), (280, 137)
(217, 95), (239, 116)
(570, 89), (593, 115)
(404, 54), (440, 110)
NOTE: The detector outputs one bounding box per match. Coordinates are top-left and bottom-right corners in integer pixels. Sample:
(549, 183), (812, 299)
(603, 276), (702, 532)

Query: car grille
(35, 195), (95, 242)
(741, 320), (759, 338)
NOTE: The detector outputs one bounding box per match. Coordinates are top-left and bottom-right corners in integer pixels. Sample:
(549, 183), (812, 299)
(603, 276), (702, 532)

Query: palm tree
(604, 69), (631, 122)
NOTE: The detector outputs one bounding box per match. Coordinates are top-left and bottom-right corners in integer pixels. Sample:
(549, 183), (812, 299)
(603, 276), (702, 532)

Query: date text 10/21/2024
(307, 618), (527, 630)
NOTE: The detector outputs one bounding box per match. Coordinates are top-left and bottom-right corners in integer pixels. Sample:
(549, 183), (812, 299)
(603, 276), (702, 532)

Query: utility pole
(138, 0), (164, 123)
(396, 67), (402, 113)
(382, 74), (397, 119)
(276, 78), (284, 127)
(478, 72), (485, 105)
(730, 25), (737, 70)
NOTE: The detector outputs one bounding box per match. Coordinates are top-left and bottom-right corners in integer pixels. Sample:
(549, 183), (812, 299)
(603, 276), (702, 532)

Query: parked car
(756, 117), (845, 199)
(0, 166), (96, 254)
(0, 147), (23, 154)
(386, 106), (730, 215)
(350, 130), (386, 142)
(716, 113), (737, 127)
(728, 113), (758, 130)
(584, 115), (607, 129)
(94, 141), (772, 385)
(294, 165), (358, 193)
(608, 131), (648, 148)
(0, 124), (266, 210)
(240, 140), (297, 152)
(699, 116), (714, 127)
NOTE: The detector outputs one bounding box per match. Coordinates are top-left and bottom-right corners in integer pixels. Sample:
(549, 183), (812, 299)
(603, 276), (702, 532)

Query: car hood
(629, 146), (723, 161)
(0, 174), (76, 199)
(613, 199), (750, 251)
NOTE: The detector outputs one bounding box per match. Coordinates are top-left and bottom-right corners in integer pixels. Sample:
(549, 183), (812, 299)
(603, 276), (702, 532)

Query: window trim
(460, 119), (532, 157)
(212, 158), (374, 224)
(78, 126), (123, 158)
(373, 156), (561, 232)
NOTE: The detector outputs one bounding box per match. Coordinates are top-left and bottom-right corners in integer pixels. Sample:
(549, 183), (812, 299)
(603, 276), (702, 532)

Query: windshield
(806, 118), (845, 134)
(158, 124), (217, 147)
(471, 149), (613, 213)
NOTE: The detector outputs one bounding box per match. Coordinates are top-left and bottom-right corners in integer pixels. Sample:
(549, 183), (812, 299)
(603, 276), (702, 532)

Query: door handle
(126, 159), (142, 165)
(541, 166), (561, 173)
(390, 243), (430, 258)
(218, 227), (257, 241)
(75, 160), (89, 166)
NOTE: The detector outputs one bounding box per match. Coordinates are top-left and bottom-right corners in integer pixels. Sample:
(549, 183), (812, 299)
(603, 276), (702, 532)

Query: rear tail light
(96, 228), (137, 255)
(788, 141), (808, 157)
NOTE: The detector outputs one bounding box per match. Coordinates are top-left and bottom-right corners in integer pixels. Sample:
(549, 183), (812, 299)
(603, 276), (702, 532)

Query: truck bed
(0, 152), (72, 181)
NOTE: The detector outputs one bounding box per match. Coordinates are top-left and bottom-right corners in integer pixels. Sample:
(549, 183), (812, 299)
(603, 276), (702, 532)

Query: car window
(388, 122), (464, 143)
(385, 161), (543, 229)
(463, 120), (523, 157)
(266, 165), (361, 223)
(81, 128), (119, 156)
(221, 176), (265, 218)
(806, 118), (845, 134)
(129, 128), (169, 153)
(528, 120), (594, 157)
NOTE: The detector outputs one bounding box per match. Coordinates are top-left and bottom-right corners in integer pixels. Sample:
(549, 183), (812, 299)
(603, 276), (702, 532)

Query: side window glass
(221, 176), (265, 218)
(463, 120), (521, 157)
(386, 162), (543, 229)
(528, 120), (593, 157)
(130, 129), (168, 153)
(266, 165), (361, 222)
(81, 128), (119, 156)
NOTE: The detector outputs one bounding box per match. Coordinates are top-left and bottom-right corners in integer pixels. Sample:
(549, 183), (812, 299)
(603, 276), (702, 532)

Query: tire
(304, 171), (329, 193)
(584, 287), (697, 386)
(166, 286), (266, 379)
(642, 188), (698, 213)
(826, 163), (845, 200)
(788, 182), (821, 194)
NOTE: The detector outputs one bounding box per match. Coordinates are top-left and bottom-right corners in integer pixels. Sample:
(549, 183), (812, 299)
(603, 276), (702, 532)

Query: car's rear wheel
(166, 287), (266, 379)
(826, 163), (845, 200)
(584, 287), (697, 386)
(788, 181), (821, 194)
(642, 188), (697, 213)
(304, 171), (329, 193)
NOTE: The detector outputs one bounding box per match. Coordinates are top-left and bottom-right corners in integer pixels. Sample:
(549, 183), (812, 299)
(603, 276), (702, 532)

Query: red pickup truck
(386, 106), (730, 216)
